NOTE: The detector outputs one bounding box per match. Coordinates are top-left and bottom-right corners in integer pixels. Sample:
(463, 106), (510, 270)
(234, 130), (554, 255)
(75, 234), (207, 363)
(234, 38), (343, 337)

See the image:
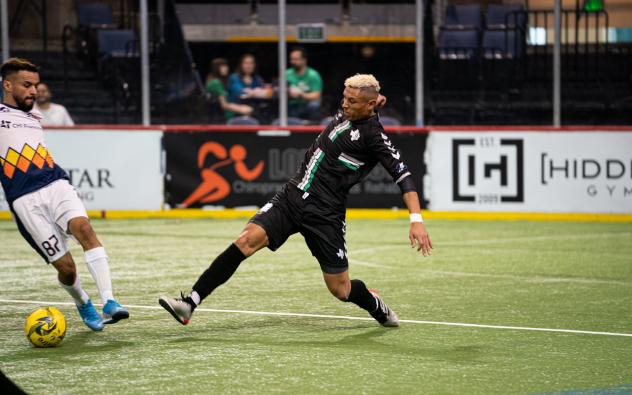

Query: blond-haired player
(0, 58), (128, 331)
(160, 74), (432, 327)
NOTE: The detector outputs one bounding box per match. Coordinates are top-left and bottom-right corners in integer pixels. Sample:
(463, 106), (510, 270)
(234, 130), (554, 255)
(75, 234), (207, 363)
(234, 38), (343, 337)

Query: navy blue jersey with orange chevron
(0, 104), (68, 204)
(289, 110), (416, 210)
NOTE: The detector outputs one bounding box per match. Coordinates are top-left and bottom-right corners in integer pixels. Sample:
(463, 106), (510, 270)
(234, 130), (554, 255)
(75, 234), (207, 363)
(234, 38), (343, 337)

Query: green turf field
(1, 218), (631, 394)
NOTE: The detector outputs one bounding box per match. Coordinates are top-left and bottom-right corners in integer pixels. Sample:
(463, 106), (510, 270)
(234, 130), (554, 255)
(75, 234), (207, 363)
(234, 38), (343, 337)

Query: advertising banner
(1, 130), (164, 211)
(426, 131), (632, 213)
(164, 131), (427, 209)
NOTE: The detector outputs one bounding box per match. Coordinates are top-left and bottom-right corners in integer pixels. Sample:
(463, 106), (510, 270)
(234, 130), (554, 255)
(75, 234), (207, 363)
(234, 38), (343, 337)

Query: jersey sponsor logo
(1, 120), (11, 129)
(297, 148), (324, 191)
(0, 143), (55, 179)
(180, 142), (264, 207)
(328, 120), (351, 141)
(350, 129), (360, 141)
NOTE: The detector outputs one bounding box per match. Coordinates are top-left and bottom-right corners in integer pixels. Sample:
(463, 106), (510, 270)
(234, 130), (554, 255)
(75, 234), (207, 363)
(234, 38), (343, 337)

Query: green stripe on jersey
(328, 120), (351, 141)
(298, 149), (325, 191)
(339, 158), (359, 171)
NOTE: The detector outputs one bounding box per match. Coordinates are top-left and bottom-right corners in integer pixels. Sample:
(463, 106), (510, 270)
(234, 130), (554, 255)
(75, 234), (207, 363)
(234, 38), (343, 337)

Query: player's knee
(329, 285), (350, 301)
(234, 231), (266, 256)
(55, 261), (76, 284)
(75, 220), (95, 240)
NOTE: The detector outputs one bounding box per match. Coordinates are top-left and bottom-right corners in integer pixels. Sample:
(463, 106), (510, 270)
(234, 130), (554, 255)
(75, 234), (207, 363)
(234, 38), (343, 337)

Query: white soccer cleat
(369, 290), (400, 328)
(159, 293), (193, 325)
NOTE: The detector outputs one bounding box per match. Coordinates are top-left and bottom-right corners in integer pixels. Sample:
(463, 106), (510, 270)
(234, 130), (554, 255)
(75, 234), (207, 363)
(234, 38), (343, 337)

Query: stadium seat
(257, 4), (342, 24)
(175, 3), (252, 25)
(228, 116), (260, 126)
(378, 116), (402, 126)
(438, 29), (479, 60)
(272, 117), (309, 126)
(97, 30), (138, 58)
(77, 3), (116, 28)
(486, 4), (526, 30)
(349, 3), (415, 25)
(444, 4), (482, 31)
(320, 116), (334, 126)
(482, 30), (521, 59)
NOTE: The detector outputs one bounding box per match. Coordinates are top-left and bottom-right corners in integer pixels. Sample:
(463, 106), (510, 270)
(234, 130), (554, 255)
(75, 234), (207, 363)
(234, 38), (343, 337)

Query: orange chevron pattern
(0, 143), (55, 179)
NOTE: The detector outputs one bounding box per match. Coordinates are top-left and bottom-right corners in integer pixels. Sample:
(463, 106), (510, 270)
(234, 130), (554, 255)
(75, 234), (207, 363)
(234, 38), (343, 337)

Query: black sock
(190, 243), (247, 308)
(346, 279), (389, 324)
(346, 279), (378, 311)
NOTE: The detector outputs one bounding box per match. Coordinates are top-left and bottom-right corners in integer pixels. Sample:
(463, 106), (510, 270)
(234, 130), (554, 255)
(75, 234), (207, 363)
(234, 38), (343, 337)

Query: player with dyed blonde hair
(160, 74), (432, 327)
(0, 58), (128, 331)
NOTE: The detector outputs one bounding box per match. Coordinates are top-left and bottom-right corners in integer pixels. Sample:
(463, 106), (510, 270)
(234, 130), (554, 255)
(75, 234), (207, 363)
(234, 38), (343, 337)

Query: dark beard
(15, 96), (35, 112)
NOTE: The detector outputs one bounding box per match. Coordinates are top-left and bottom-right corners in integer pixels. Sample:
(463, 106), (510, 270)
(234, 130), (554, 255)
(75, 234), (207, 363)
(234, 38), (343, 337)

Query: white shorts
(11, 179), (88, 263)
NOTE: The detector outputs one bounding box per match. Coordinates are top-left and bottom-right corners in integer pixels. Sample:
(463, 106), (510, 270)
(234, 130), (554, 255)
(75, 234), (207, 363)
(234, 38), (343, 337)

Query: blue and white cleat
(102, 299), (129, 324)
(77, 300), (104, 331)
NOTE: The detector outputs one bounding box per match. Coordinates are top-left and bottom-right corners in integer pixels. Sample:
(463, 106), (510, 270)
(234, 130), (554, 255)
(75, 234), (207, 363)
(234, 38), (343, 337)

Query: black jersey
(289, 110), (416, 210)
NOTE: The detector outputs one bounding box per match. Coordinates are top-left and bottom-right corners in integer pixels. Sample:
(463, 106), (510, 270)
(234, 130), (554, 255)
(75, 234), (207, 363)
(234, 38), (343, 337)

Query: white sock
(190, 290), (201, 306)
(60, 276), (90, 306)
(85, 247), (114, 304)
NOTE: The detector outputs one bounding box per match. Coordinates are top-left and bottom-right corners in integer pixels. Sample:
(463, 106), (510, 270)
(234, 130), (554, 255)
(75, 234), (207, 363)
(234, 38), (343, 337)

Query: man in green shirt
(286, 47), (323, 121)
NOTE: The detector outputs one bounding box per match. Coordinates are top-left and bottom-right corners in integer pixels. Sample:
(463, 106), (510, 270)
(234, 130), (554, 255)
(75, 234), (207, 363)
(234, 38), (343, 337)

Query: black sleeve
(365, 125), (417, 194)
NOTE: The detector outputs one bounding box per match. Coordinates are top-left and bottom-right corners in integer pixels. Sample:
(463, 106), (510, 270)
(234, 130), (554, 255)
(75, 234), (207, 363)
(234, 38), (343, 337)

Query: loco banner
(1, 130), (164, 211)
(425, 131), (632, 213)
(164, 131), (426, 209)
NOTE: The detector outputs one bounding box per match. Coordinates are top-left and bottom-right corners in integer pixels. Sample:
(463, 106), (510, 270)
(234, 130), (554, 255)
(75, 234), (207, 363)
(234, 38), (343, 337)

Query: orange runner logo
(180, 142), (264, 207)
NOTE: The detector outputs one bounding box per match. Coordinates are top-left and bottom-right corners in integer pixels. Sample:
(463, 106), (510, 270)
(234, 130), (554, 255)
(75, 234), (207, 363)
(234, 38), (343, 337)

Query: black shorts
(249, 184), (348, 274)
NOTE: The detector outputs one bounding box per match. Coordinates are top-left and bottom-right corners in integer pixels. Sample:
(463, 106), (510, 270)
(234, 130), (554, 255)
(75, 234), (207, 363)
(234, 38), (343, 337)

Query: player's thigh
(11, 191), (70, 263)
(301, 218), (348, 275)
(248, 191), (298, 252)
(48, 180), (89, 236)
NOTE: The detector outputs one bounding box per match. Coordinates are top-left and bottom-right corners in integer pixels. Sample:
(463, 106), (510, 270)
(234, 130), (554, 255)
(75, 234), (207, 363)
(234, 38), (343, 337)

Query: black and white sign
(426, 132), (632, 213)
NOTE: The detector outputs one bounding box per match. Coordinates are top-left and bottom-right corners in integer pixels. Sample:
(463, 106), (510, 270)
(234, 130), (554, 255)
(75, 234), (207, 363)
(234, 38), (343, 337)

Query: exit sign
(297, 24), (326, 43)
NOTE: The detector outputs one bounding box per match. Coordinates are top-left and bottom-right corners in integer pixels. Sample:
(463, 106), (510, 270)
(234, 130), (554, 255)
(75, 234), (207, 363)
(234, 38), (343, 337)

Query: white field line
(1, 298), (631, 338)
(422, 270), (632, 287)
(352, 232), (632, 255)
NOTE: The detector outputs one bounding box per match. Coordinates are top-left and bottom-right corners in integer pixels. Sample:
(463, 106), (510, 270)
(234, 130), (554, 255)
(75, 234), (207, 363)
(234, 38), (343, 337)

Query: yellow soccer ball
(24, 307), (67, 348)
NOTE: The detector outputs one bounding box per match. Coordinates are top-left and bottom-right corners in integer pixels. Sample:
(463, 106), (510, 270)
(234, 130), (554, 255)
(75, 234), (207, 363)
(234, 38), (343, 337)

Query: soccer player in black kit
(159, 74), (432, 327)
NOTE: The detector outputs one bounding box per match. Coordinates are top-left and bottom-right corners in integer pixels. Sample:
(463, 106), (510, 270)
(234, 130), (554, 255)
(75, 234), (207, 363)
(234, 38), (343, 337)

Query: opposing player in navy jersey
(0, 58), (128, 331)
(160, 74), (432, 327)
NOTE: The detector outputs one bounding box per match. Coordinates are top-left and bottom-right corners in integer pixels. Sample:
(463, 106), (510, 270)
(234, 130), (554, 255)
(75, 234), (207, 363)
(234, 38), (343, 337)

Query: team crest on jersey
(350, 129), (360, 141)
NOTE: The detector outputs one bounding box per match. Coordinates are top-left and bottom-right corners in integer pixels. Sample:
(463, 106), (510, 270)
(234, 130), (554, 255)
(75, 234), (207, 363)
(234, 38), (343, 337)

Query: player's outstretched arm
(402, 191), (433, 257)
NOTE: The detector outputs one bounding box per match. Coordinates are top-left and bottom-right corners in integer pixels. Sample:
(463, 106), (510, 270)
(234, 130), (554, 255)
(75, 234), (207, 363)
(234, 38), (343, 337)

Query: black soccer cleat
(369, 290), (400, 327)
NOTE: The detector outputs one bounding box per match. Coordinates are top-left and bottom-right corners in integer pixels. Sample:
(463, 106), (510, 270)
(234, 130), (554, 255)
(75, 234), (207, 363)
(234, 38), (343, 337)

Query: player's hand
(409, 222), (432, 256)
(377, 94), (387, 108)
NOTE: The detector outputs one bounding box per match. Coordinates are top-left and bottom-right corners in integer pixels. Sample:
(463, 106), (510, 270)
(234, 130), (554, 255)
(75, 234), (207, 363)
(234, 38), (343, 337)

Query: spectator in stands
(286, 47), (323, 121)
(227, 54), (270, 105)
(206, 58), (253, 121)
(34, 83), (74, 126)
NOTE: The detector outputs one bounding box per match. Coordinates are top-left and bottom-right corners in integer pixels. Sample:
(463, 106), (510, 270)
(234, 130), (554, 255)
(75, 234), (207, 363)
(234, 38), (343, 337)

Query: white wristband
(409, 213), (423, 223)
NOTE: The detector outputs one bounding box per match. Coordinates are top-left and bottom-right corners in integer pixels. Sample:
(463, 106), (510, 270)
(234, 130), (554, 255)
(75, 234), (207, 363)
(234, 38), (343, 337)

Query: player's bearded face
(342, 87), (377, 121)
(8, 71), (39, 112)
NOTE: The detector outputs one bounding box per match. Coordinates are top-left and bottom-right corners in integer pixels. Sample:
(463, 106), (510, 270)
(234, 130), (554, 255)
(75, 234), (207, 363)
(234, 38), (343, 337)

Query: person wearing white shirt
(34, 82), (75, 126)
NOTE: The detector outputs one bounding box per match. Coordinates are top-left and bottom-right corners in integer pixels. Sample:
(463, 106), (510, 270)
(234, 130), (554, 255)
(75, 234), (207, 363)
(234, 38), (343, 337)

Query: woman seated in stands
(206, 58), (253, 121)
(227, 54), (271, 108)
